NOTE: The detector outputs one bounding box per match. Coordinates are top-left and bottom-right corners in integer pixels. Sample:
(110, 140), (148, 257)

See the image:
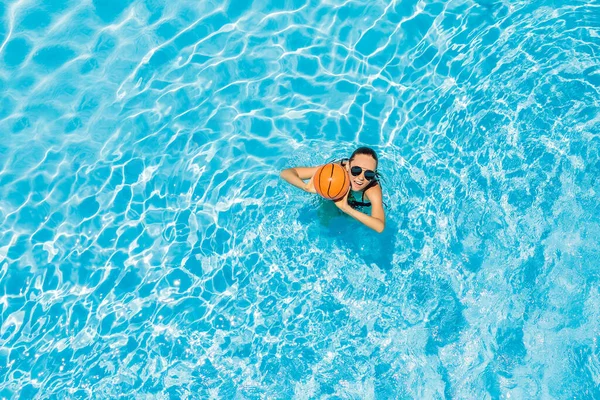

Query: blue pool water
(1, 0), (599, 398)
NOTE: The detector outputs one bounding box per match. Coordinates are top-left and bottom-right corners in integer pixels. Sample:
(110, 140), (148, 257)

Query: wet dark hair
(349, 147), (378, 166)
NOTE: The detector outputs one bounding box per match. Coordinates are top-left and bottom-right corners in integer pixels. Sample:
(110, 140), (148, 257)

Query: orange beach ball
(313, 163), (350, 201)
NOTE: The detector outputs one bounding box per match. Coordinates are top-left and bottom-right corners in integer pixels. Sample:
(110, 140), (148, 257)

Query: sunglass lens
(350, 166), (362, 176)
(365, 171), (376, 180)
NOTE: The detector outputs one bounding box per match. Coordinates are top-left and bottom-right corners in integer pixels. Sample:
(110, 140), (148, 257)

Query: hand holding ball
(313, 163), (350, 201)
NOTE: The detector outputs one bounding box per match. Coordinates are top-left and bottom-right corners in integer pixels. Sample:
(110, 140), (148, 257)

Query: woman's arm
(279, 166), (319, 192)
(335, 185), (386, 233)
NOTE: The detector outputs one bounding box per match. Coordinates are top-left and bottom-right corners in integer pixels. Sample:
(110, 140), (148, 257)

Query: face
(348, 153), (377, 191)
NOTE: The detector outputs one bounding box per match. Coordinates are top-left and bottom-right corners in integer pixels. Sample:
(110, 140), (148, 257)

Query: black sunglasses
(350, 166), (377, 181)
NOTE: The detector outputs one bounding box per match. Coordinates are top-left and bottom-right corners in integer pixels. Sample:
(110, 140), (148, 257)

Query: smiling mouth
(353, 180), (364, 186)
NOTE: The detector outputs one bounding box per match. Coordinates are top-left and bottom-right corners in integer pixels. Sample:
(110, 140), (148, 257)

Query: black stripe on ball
(317, 164), (327, 196)
(338, 166), (347, 198)
(326, 164), (334, 198)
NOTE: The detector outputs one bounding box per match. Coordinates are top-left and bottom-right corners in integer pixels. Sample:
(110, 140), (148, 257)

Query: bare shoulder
(363, 182), (383, 202)
(365, 182), (385, 222)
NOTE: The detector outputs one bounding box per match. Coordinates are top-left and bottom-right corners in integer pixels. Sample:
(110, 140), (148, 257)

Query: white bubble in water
(174, 279), (180, 286)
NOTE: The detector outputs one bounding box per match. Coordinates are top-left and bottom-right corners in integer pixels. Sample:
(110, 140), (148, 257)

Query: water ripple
(1, 0), (599, 398)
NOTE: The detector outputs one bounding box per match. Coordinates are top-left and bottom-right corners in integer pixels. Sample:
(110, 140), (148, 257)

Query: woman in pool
(280, 147), (386, 233)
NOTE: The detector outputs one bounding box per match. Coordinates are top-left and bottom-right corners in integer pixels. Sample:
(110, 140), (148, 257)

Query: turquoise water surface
(1, 0), (599, 398)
